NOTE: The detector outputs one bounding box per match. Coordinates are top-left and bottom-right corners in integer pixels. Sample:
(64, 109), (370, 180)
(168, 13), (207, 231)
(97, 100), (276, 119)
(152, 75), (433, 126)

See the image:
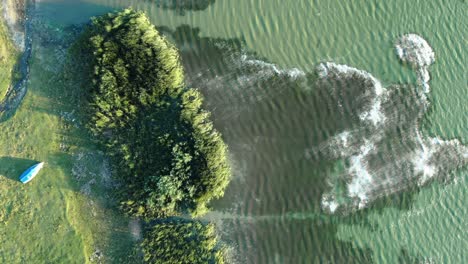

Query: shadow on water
(398, 248), (427, 264)
(159, 25), (359, 136)
(156, 23), (465, 263)
(159, 24), (377, 263)
(0, 156), (39, 182)
(150, 0), (216, 15)
(160, 24), (423, 213)
(207, 208), (376, 263)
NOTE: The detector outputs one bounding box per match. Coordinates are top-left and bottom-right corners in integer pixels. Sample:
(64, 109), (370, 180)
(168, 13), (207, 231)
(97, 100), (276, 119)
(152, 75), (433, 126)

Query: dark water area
(152, 0), (216, 15)
(158, 22), (467, 263)
(158, 26), (386, 263)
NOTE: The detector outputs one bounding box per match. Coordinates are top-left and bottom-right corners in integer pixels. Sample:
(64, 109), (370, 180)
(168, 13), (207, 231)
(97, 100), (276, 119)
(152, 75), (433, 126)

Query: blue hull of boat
(19, 162), (44, 184)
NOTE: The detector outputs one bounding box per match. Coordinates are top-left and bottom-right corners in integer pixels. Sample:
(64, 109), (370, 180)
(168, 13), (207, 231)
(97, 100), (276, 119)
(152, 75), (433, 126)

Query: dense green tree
(79, 9), (231, 219)
(141, 220), (226, 264)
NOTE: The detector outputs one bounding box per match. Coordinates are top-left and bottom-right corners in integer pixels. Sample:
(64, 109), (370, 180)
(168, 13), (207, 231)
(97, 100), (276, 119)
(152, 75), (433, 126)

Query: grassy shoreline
(0, 12), (141, 264)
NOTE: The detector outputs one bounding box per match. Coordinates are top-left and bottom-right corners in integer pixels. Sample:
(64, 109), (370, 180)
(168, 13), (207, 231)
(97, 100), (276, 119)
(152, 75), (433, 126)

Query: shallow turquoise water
(34, 0), (467, 263)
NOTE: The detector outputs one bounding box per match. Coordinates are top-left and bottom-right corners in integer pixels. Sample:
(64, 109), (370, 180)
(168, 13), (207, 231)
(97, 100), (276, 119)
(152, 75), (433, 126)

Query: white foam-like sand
(320, 35), (466, 213)
(412, 131), (437, 184)
(346, 141), (375, 209)
(412, 146), (437, 185)
(321, 194), (340, 213)
(396, 34), (435, 93)
(241, 55), (306, 79)
(395, 34), (435, 68)
(317, 62), (387, 126)
(339, 131), (350, 148)
(317, 63), (388, 212)
(359, 99), (385, 126)
(317, 62), (384, 95)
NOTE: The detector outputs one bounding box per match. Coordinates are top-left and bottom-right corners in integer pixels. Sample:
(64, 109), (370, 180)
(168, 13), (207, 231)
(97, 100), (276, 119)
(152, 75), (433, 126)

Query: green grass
(0, 14), (19, 101)
(0, 21), (140, 263)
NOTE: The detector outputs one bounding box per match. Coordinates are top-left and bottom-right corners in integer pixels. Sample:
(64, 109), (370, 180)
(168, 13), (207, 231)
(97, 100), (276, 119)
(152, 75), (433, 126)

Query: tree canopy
(80, 9), (231, 219)
(141, 220), (225, 264)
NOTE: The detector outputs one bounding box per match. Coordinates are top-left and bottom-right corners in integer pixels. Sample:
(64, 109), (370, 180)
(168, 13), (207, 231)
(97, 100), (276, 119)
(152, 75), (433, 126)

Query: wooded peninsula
(75, 9), (230, 263)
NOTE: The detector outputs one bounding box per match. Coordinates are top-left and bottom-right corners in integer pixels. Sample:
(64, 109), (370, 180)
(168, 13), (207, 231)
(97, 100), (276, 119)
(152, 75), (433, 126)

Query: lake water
(30, 0), (467, 263)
